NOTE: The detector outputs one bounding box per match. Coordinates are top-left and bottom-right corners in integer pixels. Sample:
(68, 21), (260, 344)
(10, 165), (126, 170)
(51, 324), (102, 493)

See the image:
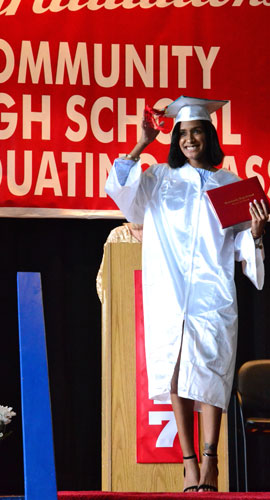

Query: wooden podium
(101, 242), (229, 492)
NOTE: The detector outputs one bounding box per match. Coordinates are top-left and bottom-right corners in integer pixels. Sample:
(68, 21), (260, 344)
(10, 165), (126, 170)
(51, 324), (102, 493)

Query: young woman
(105, 97), (268, 492)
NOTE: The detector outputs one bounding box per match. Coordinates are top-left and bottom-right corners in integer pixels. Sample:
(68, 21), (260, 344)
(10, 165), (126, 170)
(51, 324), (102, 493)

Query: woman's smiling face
(179, 120), (207, 167)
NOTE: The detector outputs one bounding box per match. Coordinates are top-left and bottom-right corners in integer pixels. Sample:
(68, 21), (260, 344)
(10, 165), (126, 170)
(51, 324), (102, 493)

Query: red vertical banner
(134, 270), (199, 463)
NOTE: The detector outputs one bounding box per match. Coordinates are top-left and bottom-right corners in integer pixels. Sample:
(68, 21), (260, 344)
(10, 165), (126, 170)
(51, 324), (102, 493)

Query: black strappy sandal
(197, 451), (218, 492)
(183, 454), (199, 493)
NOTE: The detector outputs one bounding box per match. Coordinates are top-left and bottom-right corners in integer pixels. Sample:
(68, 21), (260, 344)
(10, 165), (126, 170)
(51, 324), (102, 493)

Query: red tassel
(144, 104), (166, 131)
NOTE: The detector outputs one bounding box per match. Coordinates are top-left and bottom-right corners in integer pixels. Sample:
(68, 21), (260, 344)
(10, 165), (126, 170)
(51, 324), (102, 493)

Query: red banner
(0, 0), (269, 217)
(135, 270), (199, 463)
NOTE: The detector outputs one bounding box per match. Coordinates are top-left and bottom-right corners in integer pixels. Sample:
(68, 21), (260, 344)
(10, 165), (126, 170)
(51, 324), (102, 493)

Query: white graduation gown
(105, 159), (264, 410)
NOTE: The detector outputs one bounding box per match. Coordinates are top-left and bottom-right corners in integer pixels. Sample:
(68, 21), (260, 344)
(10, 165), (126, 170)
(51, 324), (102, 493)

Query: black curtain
(228, 230), (270, 492)
(0, 217), (269, 494)
(0, 217), (121, 495)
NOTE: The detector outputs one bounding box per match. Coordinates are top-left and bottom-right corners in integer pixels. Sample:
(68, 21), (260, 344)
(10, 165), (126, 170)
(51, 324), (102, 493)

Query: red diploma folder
(206, 176), (270, 228)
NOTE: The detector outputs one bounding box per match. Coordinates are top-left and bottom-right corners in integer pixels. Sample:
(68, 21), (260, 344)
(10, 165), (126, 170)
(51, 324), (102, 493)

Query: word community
(0, 0), (269, 14)
(0, 40), (219, 91)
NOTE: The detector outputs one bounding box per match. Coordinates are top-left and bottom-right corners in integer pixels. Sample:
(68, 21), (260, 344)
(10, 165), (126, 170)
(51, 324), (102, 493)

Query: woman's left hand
(249, 199), (269, 239)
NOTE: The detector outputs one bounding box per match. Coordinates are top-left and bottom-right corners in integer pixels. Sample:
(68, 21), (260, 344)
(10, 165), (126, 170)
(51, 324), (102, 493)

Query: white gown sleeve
(234, 228), (265, 290)
(105, 157), (158, 224)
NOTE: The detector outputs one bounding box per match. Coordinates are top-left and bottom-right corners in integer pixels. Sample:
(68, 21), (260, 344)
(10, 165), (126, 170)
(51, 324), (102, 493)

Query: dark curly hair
(168, 120), (224, 169)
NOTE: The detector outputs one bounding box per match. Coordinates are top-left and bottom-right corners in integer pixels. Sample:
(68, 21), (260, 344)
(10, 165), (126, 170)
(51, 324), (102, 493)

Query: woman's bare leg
(170, 354), (199, 491)
(171, 394), (200, 491)
(197, 402), (222, 492)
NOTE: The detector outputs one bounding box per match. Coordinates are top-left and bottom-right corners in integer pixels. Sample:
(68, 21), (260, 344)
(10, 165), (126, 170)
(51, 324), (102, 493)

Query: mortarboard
(164, 96), (228, 124)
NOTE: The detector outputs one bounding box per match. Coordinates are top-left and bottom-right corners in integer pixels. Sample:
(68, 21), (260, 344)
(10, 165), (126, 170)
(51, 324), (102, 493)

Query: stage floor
(2, 492), (270, 500)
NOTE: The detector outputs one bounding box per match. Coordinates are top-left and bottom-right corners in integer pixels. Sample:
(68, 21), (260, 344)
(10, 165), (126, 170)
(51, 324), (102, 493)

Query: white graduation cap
(164, 96), (228, 124)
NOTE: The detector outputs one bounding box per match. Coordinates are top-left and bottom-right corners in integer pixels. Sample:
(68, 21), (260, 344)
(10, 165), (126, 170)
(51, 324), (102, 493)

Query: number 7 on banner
(149, 411), (178, 448)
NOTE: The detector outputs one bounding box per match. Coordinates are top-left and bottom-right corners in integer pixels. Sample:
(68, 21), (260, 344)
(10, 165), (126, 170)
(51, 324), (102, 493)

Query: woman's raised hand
(249, 199), (269, 239)
(126, 110), (163, 159)
(140, 110), (162, 146)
